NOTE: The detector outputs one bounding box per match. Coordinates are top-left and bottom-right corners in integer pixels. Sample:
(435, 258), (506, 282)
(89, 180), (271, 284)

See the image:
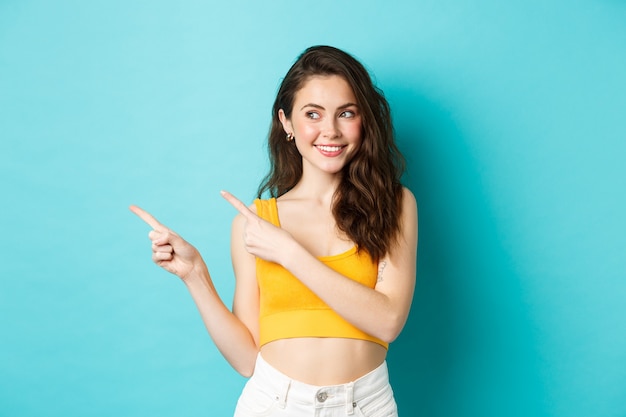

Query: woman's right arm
(130, 205), (260, 377)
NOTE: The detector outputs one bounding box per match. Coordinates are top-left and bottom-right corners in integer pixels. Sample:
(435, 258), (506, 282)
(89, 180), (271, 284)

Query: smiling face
(279, 75), (363, 176)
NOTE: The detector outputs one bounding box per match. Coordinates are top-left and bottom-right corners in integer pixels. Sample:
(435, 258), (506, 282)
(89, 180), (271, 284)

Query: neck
(289, 168), (343, 204)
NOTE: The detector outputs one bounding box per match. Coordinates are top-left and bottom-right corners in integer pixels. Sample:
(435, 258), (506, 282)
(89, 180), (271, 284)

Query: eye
(340, 110), (356, 118)
(306, 111), (320, 119)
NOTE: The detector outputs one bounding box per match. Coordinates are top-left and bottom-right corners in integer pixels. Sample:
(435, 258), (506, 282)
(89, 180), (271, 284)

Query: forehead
(293, 75), (357, 105)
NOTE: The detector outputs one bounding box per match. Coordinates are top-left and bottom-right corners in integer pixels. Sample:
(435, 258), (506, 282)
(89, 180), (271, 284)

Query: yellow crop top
(254, 198), (388, 349)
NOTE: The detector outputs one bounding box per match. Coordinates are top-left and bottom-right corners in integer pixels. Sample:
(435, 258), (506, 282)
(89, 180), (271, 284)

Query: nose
(321, 117), (340, 139)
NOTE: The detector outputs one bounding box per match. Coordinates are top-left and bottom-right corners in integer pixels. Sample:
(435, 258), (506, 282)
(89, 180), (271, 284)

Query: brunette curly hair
(257, 45), (405, 261)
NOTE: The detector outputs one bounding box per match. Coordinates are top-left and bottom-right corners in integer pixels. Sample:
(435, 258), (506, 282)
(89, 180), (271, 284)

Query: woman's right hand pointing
(130, 205), (205, 281)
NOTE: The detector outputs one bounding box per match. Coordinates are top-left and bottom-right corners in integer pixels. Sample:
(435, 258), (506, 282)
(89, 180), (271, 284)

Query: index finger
(220, 190), (256, 220)
(129, 205), (165, 230)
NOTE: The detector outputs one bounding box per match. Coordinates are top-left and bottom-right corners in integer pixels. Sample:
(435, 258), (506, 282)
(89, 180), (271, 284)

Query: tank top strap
(254, 198), (280, 227)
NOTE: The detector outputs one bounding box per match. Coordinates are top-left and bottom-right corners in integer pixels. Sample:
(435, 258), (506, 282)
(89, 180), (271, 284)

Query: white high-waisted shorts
(234, 353), (398, 417)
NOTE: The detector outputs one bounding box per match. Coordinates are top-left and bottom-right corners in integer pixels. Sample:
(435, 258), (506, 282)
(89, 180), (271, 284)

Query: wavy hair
(257, 45), (405, 261)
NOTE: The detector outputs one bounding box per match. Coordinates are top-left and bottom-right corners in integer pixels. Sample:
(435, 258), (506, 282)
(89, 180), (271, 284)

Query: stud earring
(286, 133), (295, 142)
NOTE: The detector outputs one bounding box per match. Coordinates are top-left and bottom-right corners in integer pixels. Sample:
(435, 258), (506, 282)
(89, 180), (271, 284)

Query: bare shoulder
(231, 200), (259, 229)
(402, 187), (416, 204)
(398, 187), (418, 249)
(401, 187), (418, 219)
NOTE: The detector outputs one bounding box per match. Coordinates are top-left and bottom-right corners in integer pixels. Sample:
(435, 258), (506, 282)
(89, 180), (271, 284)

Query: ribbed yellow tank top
(254, 198), (388, 349)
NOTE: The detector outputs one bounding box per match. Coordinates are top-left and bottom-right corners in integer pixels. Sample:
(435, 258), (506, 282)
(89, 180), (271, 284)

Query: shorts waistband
(251, 353), (390, 414)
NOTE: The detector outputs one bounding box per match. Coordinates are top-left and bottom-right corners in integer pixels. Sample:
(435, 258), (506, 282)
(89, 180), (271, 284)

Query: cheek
(296, 123), (319, 138)
(346, 123), (363, 143)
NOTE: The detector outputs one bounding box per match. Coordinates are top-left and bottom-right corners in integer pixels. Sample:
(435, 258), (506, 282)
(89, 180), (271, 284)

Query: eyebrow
(299, 102), (358, 111)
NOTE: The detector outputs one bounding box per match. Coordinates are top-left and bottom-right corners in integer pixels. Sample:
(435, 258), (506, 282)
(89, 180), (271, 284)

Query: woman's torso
(257, 195), (387, 385)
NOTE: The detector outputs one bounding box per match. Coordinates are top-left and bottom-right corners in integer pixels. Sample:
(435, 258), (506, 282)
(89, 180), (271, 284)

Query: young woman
(131, 45), (418, 416)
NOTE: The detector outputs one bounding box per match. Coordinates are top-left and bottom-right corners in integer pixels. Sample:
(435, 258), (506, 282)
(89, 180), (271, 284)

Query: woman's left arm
(221, 188), (418, 343)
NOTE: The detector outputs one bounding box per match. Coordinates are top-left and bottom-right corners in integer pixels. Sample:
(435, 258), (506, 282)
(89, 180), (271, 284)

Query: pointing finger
(220, 190), (256, 220)
(129, 205), (165, 230)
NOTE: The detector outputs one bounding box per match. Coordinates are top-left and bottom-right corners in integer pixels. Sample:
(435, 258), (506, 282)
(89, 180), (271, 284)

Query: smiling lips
(315, 144), (346, 157)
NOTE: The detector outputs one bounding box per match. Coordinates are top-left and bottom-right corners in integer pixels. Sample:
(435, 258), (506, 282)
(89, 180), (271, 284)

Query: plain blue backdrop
(1, 1), (625, 416)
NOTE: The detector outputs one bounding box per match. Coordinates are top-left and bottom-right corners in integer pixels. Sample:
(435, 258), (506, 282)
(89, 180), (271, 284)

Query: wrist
(182, 264), (213, 291)
(279, 239), (305, 272)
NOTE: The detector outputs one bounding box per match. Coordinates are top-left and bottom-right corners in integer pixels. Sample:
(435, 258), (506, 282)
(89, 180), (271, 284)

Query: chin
(321, 165), (346, 174)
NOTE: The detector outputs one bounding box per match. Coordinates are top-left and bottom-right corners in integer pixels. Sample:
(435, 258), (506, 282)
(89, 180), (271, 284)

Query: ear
(278, 109), (293, 134)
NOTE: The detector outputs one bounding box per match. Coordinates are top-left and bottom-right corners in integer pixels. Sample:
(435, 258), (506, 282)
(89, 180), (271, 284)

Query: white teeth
(317, 145), (342, 152)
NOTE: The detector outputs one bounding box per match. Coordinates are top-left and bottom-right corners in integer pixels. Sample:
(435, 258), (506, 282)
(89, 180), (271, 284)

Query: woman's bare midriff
(259, 337), (387, 385)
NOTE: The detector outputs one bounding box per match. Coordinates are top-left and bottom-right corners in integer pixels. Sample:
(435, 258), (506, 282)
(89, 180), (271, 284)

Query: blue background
(1, 1), (625, 416)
